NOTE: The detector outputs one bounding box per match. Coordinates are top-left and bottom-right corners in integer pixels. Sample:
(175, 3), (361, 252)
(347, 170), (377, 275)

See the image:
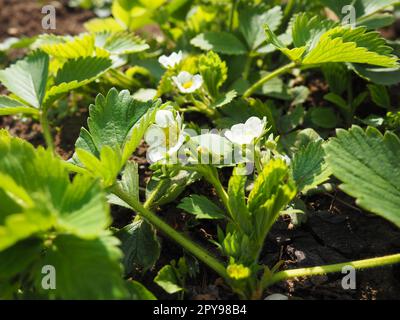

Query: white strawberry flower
(144, 108), (186, 163)
(158, 51), (183, 69)
(172, 71), (203, 94)
(224, 117), (266, 145)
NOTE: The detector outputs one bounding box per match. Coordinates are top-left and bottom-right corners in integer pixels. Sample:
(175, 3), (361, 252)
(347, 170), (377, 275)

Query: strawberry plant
(0, 0), (400, 300)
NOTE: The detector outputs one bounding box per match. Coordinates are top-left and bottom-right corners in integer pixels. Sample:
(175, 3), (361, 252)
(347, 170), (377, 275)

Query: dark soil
(0, 0), (399, 300)
(0, 0), (93, 41)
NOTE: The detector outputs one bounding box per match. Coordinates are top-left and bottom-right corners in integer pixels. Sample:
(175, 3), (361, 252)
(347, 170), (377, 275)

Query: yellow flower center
(182, 81), (193, 89)
(227, 264), (251, 280)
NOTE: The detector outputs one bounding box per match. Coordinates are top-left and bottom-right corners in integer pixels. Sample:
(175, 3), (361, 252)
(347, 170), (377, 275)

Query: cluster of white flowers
(158, 51), (203, 94)
(151, 52), (291, 167)
(144, 110), (292, 168)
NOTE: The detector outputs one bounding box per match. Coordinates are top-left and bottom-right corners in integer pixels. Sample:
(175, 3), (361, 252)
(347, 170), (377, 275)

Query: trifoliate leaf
(116, 219), (161, 274)
(290, 140), (331, 193)
(190, 32), (247, 55)
(178, 195), (225, 220)
(0, 51), (49, 108)
(72, 89), (161, 184)
(325, 126), (400, 227)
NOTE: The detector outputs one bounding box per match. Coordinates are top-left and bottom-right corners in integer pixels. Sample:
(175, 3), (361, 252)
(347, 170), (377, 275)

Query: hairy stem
(263, 253), (400, 289)
(243, 62), (296, 98)
(40, 109), (54, 152)
(201, 167), (230, 212)
(112, 184), (228, 279)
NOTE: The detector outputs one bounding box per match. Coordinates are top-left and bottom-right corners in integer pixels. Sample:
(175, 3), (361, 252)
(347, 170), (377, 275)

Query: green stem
(144, 178), (168, 210)
(228, 0), (239, 32)
(263, 253), (400, 289)
(201, 167), (230, 213)
(242, 54), (253, 80)
(40, 109), (54, 152)
(243, 62), (296, 98)
(283, 0), (296, 24)
(111, 184), (228, 279)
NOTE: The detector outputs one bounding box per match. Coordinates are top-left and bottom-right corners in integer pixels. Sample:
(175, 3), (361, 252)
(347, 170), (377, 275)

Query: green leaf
(54, 56), (111, 85)
(190, 32), (247, 55)
(154, 265), (183, 294)
(210, 90), (237, 109)
(322, 63), (350, 95)
(146, 170), (200, 208)
(310, 107), (338, 129)
(116, 219), (161, 274)
(248, 159), (297, 242)
(325, 126), (400, 227)
(302, 26), (399, 68)
(100, 31), (149, 55)
(85, 17), (126, 33)
(35, 234), (128, 299)
(239, 5), (283, 50)
(44, 56), (112, 106)
(72, 89), (160, 185)
(227, 167), (252, 233)
(0, 51), (49, 108)
(0, 238), (42, 279)
(73, 88), (157, 156)
(324, 92), (350, 115)
(368, 84), (391, 109)
(108, 161), (139, 209)
(56, 174), (111, 238)
(351, 64), (400, 86)
(87, 88), (152, 151)
(0, 131), (110, 249)
(39, 34), (96, 59)
(279, 105), (305, 133)
(0, 96), (39, 116)
(291, 14), (336, 48)
(290, 140), (331, 193)
(126, 280), (157, 300)
(178, 195), (225, 220)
